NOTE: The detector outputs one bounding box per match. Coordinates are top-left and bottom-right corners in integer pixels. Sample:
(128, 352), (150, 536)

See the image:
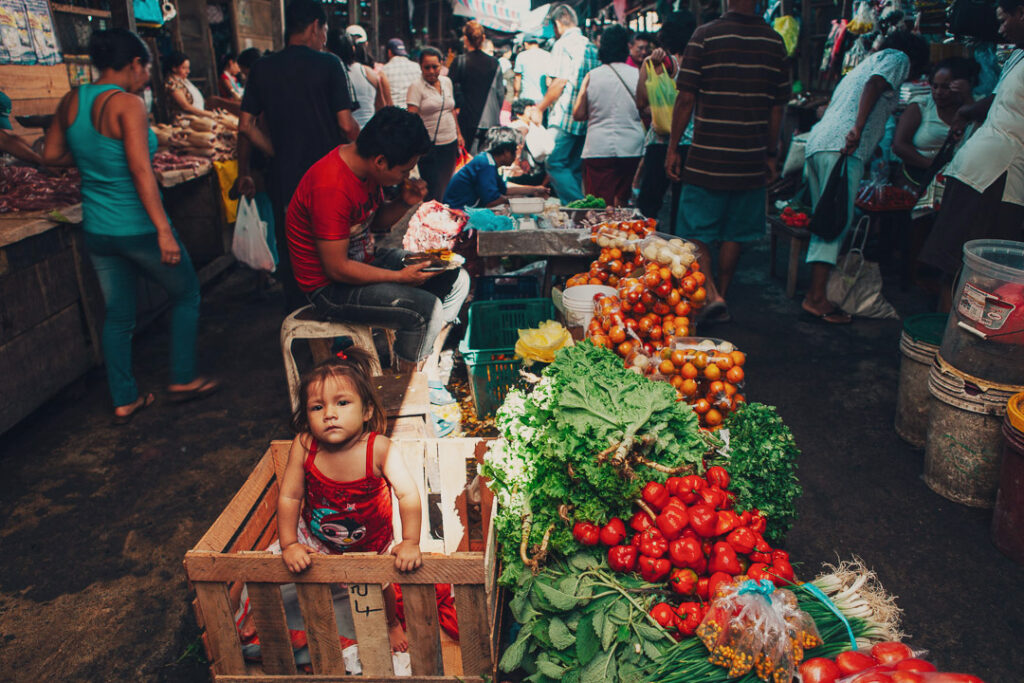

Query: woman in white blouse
(407, 47), (464, 201)
(572, 25), (645, 206)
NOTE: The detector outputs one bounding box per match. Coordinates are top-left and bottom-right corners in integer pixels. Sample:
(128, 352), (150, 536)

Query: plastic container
(895, 313), (947, 448)
(924, 355), (1023, 507)
(992, 392), (1024, 565)
(474, 275), (540, 301)
(459, 298), (557, 418)
(939, 239), (1024, 385)
(508, 197), (546, 215)
(561, 284), (616, 330)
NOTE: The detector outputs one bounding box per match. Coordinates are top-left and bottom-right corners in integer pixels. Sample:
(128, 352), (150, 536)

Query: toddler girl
(278, 347), (422, 653)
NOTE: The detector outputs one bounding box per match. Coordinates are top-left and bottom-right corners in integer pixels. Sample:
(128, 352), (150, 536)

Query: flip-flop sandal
(800, 305), (852, 325)
(167, 378), (221, 404)
(698, 301), (732, 326)
(112, 392), (156, 425)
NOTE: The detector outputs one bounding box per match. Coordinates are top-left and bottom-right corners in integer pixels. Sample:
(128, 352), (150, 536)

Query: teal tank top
(66, 84), (160, 236)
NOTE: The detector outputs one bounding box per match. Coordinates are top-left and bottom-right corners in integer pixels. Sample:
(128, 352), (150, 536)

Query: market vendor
(442, 126), (549, 210)
(285, 106), (470, 374)
(165, 51), (212, 120)
(0, 91), (46, 166)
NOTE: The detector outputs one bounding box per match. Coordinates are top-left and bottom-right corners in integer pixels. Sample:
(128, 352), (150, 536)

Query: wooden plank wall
(2, 63), (73, 142)
(233, 0), (278, 54)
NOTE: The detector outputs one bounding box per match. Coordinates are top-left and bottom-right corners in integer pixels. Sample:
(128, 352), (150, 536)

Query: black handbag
(807, 156), (849, 241)
(947, 0), (1001, 41)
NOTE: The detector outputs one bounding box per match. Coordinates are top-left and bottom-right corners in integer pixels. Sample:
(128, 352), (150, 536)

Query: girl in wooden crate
(277, 347), (423, 652)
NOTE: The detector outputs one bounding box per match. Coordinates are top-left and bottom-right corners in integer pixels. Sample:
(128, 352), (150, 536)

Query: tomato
(681, 379), (698, 397)
(659, 359), (675, 375)
(681, 276), (697, 293)
(894, 659), (936, 673)
(691, 287), (707, 303)
(871, 643), (913, 665)
(666, 289), (681, 306)
(704, 364), (722, 381)
(669, 349), (686, 367)
(674, 301), (692, 317)
(836, 651), (878, 676)
(890, 673), (925, 683)
(609, 247), (622, 260)
(681, 363), (698, 379)
(669, 374), (684, 389)
(851, 674), (893, 683)
(726, 366), (745, 384)
(590, 334), (611, 349)
(644, 272), (661, 288)
(692, 271), (706, 285)
(704, 408), (723, 427)
(617, 341), (634, 357)
(708, 381), (725, 396)
(714, 354), (734, 370)
(799, 658), (842, 683)
(691, 351), (708, 370)
(693, 399), (711, 415)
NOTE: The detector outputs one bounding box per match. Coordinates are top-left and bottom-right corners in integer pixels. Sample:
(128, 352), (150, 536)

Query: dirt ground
(0, 239), (1022, 682)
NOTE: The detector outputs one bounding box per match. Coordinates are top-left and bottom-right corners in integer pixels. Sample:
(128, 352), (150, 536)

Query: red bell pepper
(769, 557), (795, 585)
(665, 476), (685, 497)
(749, 514), (767, 534)
(668, 536), (703, 568)
(599, 518), (627, 546)
(707, 571), (733, 599)
(690, 553), (707, 575)
(675, 602), (704, 636)
(656, 507), (689, 541)
(573, 521), (600, 546)
(709, 541), (741, 575)
(771, 549), (790, 563)
(699, 486), (724, 509)
(714, 509), (740, 536)
(607, 544), (638, 572)
(687, 503), (718, 537)
(705, 465), (730, 489)
(637, 528), (669, 558)
(642, 481), (670, 511)
(753, 534), (772, 553)
(747, 562), (769, 582)
(629, 510), (654, 533)
(739, 510), (752, 526)
(677, 474), (706, 504)
(663, 496), (688, 514)
(639, 555), (671, 582)
(726, 527), (757, 554)
(696, 576), (710, 601)
(649, 602), (676, 629)
(749, 551), (772, 564)
(669, 567), (698, 595)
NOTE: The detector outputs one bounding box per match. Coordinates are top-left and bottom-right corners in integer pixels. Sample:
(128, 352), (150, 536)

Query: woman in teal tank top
(43, 29), (218, 423)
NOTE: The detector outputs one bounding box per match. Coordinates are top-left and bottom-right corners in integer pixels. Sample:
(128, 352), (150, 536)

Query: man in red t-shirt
(286, 107), (470, 371)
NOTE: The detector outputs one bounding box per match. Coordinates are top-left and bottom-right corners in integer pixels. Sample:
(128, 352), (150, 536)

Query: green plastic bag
(645, 60), (677, 136)
(773, 16), (800, 57)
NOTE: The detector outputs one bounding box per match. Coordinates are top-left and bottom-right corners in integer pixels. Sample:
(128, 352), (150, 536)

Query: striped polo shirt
(676, 12), (790, 190)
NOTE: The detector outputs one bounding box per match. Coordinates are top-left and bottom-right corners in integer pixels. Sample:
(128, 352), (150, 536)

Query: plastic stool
(281, 305), (395, 413)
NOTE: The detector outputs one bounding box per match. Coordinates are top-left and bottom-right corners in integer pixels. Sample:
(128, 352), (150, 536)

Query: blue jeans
(547, 128), (585, 203)
(83, 231), (201, 407)
(309, 248), (470, 363)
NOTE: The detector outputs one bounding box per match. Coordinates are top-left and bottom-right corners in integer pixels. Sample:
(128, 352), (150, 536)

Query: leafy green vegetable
(566, 194), (607, 209)
(482, 342), (710, 585)
(717, 403), (802, 545)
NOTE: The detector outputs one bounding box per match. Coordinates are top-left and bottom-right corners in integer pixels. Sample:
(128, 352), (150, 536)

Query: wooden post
(108, 0), (136, 32)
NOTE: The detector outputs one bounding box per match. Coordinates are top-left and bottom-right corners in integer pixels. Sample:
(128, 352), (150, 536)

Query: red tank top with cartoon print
(300, 432), (394, 554)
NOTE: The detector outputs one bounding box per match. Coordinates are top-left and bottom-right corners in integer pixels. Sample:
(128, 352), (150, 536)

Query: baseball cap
(346, 25), (367, 44)
(386, 38), (408, 57)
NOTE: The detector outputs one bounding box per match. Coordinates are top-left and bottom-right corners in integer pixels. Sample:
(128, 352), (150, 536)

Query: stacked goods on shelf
(152, 110), (238, 161)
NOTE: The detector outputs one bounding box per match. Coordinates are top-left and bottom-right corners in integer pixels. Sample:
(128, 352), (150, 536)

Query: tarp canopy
(451, 0), (533, 32)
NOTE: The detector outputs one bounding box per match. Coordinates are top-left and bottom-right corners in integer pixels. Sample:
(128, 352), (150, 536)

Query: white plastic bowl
(509, 197), (546, 215)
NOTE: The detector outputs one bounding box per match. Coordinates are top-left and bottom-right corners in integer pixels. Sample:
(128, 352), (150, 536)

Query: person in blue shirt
(442, 126), (548, 209)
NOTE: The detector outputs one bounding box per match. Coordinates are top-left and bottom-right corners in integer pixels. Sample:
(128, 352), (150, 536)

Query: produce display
(514, 320), (574, 365)
(797, 641), (984, 683)
(779, 206), (810, 228)
(152, 110), (238, 161)
(0, 165), (80, 213)
(402, 200), (468, 252)
(566, 194), (607, 209)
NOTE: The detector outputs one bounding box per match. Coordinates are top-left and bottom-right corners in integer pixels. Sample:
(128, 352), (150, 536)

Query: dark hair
(598, 24), (631, 64)
(419, 46), (443, 64)
(932, 55), (981, 85)
(219, 52), (237, 73)
(631, 31), (656, 45)
(165, 50), (189, 72)
(285, 0), (326, 38)
(997, 0), (1024, 14)
(511, 97), (535, 118)
(354, 42), (375, 67)
(357, 106), (432, 166)
(463, 20), (486, 49)
(328, 29), (356, 65)
(237, 47), (261, 70)
(658, 10), (697, 55)
(879, 30), (930, 77)
(290, 347), (387, 435)
(485, 126), (521, 157)
(549, 4), (578, 27)
(89, 28), (150, 71)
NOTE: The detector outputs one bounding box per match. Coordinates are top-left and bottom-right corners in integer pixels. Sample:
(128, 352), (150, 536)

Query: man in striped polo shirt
(666, 0), (789, 323)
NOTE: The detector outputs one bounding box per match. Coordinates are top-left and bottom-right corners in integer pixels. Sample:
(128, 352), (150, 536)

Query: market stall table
(475, 229), (599, 295)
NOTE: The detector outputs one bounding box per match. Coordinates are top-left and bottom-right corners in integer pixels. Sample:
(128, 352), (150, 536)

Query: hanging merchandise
(0, 0), (35, 64)
(161, 0), (177, 22)
(948, 0), (1002, 42)
(842, 35), (872, 74)
(847, 1), (877, 34)
(914, 0), (949, 34)
(773, 15), (800, 57)
(134, 0), (165, 26)
(819, 19), (849, 74)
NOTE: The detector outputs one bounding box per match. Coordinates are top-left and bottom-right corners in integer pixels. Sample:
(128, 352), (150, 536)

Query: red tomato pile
(572, 467), (793, 640)
(780, 206), (810, 228)
(800, 642), (983, 683)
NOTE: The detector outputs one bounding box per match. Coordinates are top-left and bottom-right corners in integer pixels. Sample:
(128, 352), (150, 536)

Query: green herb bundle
(499, 551), (674, 683)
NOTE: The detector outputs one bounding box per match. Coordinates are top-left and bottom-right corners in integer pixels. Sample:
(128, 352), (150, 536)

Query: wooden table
(373, 371), (434, 439)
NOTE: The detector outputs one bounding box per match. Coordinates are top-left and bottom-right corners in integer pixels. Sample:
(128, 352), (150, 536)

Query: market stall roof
(451, 0), (550, 33)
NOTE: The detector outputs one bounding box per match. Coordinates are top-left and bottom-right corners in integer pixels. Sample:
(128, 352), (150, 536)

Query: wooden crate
(183, 438), (499, 682)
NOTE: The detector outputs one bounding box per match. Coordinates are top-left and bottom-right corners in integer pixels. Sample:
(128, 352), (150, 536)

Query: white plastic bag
(232, 196), (275, 272)
(826, 217), (898, 319)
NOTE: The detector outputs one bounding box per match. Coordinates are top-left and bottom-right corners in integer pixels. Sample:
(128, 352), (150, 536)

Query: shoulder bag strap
(607, 63), (635, 99)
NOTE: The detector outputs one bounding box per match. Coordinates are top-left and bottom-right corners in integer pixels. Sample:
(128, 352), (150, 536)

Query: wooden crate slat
(295, 583), (346, 674)
(228, 480), (280, 553)
(217, 676), (485, 682)
(186, 551), (485, 584)
(483, 497), (498, 615)
(194, 448), (277, 552)
(453, 585), (492, 678)
(401, 583), (441, 676)
(347, 583), (394, 676)
(436, 441), (472, 555)
(475, 441), (495, 550)
(270, 440), (291, 483)
(246, 583), (297, 675)
(391, 440), (432, 550)
(193, 582), (247, 675)
(192, 596), (206, 630)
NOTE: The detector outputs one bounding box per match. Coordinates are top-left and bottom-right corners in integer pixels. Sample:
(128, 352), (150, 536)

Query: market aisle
(0, 241), (1021, 681)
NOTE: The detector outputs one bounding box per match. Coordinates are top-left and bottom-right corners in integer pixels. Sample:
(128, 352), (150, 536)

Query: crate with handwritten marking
(183, 438), (500, 681)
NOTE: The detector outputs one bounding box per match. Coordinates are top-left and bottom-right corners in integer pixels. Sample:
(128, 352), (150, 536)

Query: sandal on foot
(167, 377), (221, 404)
(697, 301), (732, 326)
(112, 393), (156, 425)
(800, 303), (852, 324)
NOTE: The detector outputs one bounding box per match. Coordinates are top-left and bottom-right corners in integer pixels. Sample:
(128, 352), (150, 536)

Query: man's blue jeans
(309, 248), (470, 363)
(547, 128), (585, 203)
(84, 231), (201, 407)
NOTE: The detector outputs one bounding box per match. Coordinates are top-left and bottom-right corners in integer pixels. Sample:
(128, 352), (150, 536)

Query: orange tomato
(692, 352), (708, 370)
(617, 341), (634, 357)
(729, 351), (746, 367)
(644, 272), (661, 288)
(666, 289), (681, 306)
(726, 366), (745, 384)
(704, 364), (722, 381)
(704, 408), (723, 427)
(625, 318), (639, 331)
(715, 354), (735, 370)
(690, 261), (701, 271)
(692, 271), (706, 285)
(638, 317), (653, 335)
(732, 394), (746, 408)
(681, 362), (699, 379)
(681, 378), (699, 397)
(693, 399), (711, 415)
(691, 287), (707, 303)
(669, 374), (684, 389)
(708, 381), (725, 396)
(588, 277), (602, 285)
(670, 349), (687, 367)
(609, 326), (626, 344)
(681, 277), (697, 293)
(659, 359), (676, 375)
(659, 267), (671, 281)
(723, 382), (738, 397)
(674, 301), (692, 317)
(590, 334), (611, 349)
(609, 247), (622, 260)
(649, 325), (663, 341)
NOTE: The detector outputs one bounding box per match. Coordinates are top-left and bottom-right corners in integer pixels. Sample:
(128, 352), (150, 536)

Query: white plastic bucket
(561, 285), (616, 330)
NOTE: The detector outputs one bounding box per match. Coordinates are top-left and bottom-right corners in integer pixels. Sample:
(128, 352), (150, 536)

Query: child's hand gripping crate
(183, 438), (500, 681)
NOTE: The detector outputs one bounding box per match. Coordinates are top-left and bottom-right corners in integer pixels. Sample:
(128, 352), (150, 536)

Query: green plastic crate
(459, 298), (557, 417)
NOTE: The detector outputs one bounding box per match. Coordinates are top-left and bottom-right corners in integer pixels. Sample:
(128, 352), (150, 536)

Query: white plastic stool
(280, 305), (395, 413)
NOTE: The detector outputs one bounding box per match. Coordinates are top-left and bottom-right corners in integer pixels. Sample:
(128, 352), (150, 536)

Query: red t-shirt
(286, 147), (383, 293)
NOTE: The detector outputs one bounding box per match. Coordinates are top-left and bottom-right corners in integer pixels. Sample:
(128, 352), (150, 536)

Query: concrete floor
(0, 238), (1021, 682)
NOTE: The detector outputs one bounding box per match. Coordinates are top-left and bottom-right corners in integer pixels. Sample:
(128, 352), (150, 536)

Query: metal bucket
(924, 355), (1023, 507)
(895, 314), (946, 448)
